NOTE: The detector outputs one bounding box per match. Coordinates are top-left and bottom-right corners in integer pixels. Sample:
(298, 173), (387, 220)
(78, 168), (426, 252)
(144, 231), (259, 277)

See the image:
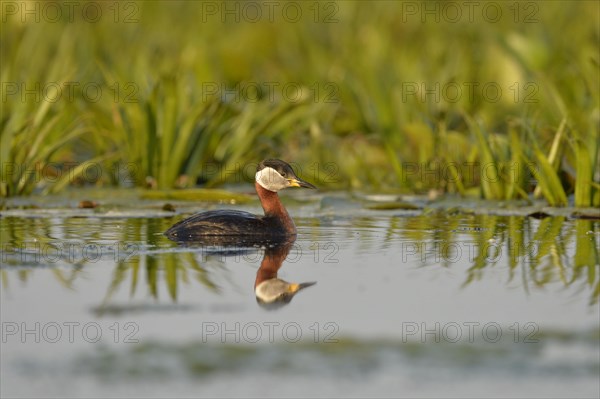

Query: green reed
(1, 1), (598, 206)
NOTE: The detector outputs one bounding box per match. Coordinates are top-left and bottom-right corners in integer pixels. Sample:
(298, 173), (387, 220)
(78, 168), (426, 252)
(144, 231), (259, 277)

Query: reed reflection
(1, 214), (597, 307)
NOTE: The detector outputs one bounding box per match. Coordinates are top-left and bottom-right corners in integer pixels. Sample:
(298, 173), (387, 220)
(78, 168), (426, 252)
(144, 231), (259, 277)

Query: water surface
(1, 189), (598, 398)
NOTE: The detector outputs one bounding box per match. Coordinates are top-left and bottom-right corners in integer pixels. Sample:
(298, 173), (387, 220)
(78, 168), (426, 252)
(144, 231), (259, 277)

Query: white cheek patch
(255, 281), (278, 303)
(256, 167), (287, 192)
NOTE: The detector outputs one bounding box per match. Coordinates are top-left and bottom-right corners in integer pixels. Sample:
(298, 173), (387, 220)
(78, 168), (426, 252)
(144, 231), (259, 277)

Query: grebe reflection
(254, 238), (315, 309)
(169, 236), (315, 309)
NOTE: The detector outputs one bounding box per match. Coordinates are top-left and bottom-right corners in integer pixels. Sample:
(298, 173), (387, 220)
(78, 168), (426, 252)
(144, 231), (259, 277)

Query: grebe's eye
(280, 171), (286, 177)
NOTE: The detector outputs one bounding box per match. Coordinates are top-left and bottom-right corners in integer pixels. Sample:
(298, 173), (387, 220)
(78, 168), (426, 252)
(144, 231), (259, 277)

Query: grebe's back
(165, 209), (287, 239)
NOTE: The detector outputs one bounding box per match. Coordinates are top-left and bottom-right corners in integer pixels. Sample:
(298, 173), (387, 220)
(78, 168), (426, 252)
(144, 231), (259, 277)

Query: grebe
(165, 159), (316, 241)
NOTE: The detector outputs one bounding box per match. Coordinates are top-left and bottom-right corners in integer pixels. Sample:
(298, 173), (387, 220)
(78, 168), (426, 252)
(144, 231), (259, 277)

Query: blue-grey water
(1, 189), (599, 398)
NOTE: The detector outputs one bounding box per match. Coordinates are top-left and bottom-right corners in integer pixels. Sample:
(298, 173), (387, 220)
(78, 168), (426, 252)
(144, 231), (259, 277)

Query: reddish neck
(255, 182), (296, 235)
(254, 242), (292, 288)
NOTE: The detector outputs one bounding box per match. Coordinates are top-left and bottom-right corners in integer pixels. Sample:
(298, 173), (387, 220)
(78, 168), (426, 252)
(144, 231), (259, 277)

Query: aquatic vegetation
(139, 188), (251, 203)
(1, 2), (598, 206)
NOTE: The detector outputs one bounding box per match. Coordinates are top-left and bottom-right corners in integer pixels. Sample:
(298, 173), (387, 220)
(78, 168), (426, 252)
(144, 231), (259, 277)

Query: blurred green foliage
(1, 1), (598, 205)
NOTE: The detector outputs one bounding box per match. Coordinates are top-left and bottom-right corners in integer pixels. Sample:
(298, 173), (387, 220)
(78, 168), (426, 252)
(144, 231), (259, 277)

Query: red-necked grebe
(165, 159), (316, 241)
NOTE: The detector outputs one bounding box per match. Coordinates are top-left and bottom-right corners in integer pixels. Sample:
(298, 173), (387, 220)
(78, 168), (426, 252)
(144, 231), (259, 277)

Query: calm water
(1, 189), (599, 398)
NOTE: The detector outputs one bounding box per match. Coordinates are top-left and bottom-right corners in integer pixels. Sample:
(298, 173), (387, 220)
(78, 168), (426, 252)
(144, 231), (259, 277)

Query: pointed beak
(288, 281), (317, 293)
(287, 177), (317, 189)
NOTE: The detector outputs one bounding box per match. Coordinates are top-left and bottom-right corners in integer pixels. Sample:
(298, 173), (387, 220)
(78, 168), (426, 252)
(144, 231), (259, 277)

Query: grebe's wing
(165, 210), (275, 239)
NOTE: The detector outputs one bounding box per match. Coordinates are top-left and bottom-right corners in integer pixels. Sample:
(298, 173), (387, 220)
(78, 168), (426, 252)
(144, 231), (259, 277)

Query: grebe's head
(255, 159), (316, 192)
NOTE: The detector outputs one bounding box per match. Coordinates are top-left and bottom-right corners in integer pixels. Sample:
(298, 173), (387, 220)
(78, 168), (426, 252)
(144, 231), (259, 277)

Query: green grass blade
(533, 118), (566, 198)
(573, 137), (593, 207)
(465, 115), (502, 200)
(529, 147), (568, 206)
